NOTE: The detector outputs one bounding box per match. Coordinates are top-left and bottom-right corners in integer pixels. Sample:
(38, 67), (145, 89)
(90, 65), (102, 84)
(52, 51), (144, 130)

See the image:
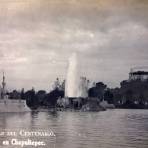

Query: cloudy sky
(0, 0), (148, 91)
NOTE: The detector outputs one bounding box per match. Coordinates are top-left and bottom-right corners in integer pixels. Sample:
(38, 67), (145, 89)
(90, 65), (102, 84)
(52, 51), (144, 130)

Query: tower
(1, 72), (6, 99)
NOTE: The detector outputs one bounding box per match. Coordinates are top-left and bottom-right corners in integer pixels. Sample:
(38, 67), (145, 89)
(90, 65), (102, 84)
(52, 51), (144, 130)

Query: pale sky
(0, 0), (148, 91)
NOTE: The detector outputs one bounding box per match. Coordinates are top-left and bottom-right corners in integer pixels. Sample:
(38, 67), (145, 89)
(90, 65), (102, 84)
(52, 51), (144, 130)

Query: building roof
(130, 71), (148, 75)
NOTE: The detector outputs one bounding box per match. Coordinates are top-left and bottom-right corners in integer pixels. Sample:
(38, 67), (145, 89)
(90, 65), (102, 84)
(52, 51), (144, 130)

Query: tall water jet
(65, 53), (80, 98)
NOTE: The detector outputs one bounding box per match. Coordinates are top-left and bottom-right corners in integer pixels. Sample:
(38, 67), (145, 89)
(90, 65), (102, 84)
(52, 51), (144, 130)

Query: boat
(0, 72), (31, 112)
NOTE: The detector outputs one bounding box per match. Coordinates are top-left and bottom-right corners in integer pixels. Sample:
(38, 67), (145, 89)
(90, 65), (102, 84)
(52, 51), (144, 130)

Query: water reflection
(0, 110), (148, 148)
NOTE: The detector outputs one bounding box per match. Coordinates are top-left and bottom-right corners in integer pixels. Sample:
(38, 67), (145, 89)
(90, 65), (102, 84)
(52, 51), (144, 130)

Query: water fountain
(57, 53), (105, 111)
(65, 53), (80, 98)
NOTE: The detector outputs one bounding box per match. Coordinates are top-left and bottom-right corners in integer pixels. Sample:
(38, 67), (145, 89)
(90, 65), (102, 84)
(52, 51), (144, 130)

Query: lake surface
(0, 109), (148, 148)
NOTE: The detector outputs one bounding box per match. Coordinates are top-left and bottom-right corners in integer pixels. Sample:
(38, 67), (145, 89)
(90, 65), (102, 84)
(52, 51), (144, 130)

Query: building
(129, 67), (148, 81)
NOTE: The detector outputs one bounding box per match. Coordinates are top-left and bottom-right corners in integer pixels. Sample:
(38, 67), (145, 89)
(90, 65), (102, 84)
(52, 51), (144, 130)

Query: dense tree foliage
(88, 82), (107, 99)
(4, 78), (148, 109)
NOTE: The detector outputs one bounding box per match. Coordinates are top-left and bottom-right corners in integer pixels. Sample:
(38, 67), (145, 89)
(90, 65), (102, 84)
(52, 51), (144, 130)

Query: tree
(104, 89), (114, 104)
(88, 82), (107, 100)
(125, 89), (133, 101)
(36, 90), (46, 105)
(25, 88), (37, 108)
(21, 88), (25, 100)
(44, 88), (64, 107)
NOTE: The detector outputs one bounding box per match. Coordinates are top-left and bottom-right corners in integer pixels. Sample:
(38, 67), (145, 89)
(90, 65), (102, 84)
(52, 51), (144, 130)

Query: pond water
(0, 109), (148, 148)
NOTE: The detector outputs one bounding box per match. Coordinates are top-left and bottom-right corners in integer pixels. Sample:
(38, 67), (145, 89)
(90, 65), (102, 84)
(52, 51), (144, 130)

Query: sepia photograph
(0, 0), (148, 147)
